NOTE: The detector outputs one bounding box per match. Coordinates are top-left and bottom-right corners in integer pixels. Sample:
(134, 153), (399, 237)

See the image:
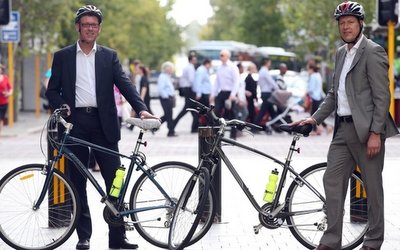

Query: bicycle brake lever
(186, 108), (199, 113)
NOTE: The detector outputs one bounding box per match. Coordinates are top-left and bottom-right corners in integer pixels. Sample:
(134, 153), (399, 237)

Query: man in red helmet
(46, 5), (158, 250)
(292, 2), (399, 250)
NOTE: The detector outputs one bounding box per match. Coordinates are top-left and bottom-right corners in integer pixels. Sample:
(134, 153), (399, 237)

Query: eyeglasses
(80, 23), (100, 29)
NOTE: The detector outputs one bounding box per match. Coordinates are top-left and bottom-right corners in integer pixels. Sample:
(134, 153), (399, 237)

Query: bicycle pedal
(124, 222), (135, 231)
(253, 223), (263, 234)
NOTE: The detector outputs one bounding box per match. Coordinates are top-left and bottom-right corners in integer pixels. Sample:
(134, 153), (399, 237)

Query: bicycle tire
(130, 161), (216, 249)
(168, 167), (212, 250)
(0, 164), (80, 250)
(285, 163), (368, 250)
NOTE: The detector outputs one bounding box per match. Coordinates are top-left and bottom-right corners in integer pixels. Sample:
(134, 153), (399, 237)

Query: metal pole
(198, 126), (221, 222)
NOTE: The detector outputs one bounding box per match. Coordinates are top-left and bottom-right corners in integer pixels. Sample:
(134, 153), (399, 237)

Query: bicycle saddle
(279, 124), (313, 136)
(126, 118), (161, 130)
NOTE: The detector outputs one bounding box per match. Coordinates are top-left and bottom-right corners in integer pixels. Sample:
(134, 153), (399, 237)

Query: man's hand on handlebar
(289, 117), (317, 127)
(60, 104), (71, 117)
(139, 110), (160, 121)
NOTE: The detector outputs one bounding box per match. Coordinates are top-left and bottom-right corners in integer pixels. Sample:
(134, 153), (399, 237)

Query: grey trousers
(320, 121), (385, 250)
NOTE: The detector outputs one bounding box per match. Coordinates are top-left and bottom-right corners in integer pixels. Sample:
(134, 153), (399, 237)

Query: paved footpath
(1, 99), (399, 249)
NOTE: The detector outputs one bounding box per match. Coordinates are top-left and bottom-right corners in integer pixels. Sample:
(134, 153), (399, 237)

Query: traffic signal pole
(388, 20), (395, 117)
(7, 42), (13, 127)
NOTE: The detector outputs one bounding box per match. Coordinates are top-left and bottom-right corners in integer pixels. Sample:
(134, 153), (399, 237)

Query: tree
(202, 0), (284, 47)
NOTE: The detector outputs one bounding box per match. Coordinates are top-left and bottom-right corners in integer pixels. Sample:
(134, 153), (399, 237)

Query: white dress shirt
(258, 66), (278, 93)
(337, 35), (363, 116)
(212, 60), (239, 97)
(75, 41), (97, 107)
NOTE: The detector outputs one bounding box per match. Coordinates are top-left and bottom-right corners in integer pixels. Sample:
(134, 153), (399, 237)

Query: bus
(188, 40), (257, 64)
(253, 46), (299, 71)
(188, 40), (299, 71)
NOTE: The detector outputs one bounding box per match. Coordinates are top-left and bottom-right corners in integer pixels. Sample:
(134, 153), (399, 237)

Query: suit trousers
(173, 87), (198, 132)
(320, 121), (385, 250)
(68, 109), (126, 243)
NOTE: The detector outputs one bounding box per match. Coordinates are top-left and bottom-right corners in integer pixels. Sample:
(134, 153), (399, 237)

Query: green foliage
(9, 0), (182, 69)
(204, 0), (376, 64)
(203, 0), (284, 47)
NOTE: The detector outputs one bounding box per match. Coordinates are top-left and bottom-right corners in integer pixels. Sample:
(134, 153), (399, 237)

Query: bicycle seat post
(285, 135), (300, 164)
(133, 129), (146, 155)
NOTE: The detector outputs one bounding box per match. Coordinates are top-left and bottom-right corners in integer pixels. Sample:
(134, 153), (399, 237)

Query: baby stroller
(264, 89), (301, 134)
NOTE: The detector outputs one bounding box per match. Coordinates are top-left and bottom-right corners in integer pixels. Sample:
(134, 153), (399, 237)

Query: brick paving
(1, 98), (399, 250)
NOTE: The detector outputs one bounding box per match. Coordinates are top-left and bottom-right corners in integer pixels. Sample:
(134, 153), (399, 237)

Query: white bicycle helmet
(75, 5), (103, 24)
(334, 1), (365, 20)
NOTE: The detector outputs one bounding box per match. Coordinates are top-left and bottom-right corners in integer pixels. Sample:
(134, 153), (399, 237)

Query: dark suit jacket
(46, 43), (147, 143)
(312, 36), (399, 143)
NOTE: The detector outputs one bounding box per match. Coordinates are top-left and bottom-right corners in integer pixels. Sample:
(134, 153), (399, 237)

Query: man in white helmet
(292, 2), (398, 250)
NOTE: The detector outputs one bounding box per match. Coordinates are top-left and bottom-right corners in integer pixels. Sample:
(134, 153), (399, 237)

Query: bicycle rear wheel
(168, 167), (212, 250)
(0, 164), (79, 250)
(285, 163), (368, 250)
(130, 161), (215, 249)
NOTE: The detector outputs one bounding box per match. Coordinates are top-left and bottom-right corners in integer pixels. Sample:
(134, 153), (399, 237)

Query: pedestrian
(173, 53), (198, 133)
(276, 63), (288, 90)
(234, 62), (248, 122)
(193, 58), (212, 126)
(157, 61), (177, 137)
(244, 62), (258, 123)
(193, 58), (212, 107)
(210, 49), (240, 139)
(45, 5), (158, 250)
(0, 64), (12, 138)
(306, 62), (332, 135)
(291, 2), (399, 250)
(253, 57), (279, 131)
(138, 65), (152, 114)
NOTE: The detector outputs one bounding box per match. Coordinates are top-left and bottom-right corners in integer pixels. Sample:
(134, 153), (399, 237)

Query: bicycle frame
(33, 126), (176, 219)
(201, 125), (326, 219)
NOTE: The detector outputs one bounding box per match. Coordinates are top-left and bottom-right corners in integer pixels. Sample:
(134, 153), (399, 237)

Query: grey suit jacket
(46, 43), (147, 143)
(312, 36), (399, 143)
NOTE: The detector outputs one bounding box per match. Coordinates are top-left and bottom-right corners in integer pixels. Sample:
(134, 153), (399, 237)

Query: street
(0, 98), (399, 250)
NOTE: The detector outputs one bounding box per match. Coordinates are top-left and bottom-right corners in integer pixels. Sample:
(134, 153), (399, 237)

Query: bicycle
(0, 108), (215, 250)
(168, 99), (368, 250)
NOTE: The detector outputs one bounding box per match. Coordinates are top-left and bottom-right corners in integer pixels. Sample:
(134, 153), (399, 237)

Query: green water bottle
(263, 168), (279, 202)
(109, 166), (125, 198)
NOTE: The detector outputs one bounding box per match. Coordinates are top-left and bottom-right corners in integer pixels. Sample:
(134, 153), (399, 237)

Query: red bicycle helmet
(75, 5), (103, 24)
(334, 1), (364, 20)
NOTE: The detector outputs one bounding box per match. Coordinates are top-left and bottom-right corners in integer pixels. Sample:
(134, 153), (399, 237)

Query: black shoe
(76, 239), (90, 249)
(109, 238), (138, 249)
(167, 132), (178, 137)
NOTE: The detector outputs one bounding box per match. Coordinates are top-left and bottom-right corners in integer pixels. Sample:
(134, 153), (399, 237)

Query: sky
(161, 0), (214, 26)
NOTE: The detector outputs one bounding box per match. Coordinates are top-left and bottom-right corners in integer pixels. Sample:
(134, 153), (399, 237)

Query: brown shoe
(314, 244), (336, 250)
(359, 246), (378, 250)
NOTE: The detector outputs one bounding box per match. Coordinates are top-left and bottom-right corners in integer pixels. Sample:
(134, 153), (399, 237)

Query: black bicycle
(168, 99), (368, 250)
(0, 108), (215, 250)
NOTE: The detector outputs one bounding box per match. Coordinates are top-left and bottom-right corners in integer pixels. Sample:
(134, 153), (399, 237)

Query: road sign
(0, 11), (19, 43)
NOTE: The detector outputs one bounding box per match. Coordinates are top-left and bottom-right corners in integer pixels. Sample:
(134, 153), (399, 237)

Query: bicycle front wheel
(130, 161), (215, 249)
(0, 164), (80, 250)
(285, 163), (368, 250)
(168, 167), (213, 250)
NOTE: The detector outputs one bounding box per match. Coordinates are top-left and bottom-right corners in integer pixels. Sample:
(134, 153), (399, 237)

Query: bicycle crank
(258, 203), (284, 229)
(103, 206), (124, 227)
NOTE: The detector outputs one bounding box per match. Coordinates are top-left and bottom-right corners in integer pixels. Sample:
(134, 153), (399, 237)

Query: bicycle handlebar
(188, 98), (263, 131)
(51, 108), (73, 133)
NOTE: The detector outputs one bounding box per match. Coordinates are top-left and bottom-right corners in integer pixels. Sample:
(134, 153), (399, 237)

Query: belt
(75, 107), (98, 113)
(338, 115), (353, 123)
